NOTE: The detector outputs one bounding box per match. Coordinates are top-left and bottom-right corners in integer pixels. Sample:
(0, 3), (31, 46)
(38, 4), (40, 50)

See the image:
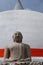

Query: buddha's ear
(22, 35), (23, 39)
(12, 35), (14, 38)
(12, 35), (15, 39)
(12, 35), (15, 42)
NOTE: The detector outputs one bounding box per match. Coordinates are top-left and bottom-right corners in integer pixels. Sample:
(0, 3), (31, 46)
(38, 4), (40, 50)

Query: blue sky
(0, 0), (43, 13)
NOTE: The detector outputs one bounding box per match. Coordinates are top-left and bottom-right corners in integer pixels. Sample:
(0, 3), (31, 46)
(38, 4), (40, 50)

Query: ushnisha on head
(12, 31), (23, 43)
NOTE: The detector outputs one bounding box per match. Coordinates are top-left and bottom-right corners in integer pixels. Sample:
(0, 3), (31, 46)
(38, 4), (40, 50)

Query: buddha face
(12, 31), (23, 43)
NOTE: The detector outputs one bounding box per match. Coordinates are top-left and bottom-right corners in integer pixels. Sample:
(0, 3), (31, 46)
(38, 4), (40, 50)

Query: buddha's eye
(15, 33), (17, 35)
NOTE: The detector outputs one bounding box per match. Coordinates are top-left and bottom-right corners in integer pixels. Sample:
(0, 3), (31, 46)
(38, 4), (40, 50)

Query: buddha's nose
(17, 34), (19, 36)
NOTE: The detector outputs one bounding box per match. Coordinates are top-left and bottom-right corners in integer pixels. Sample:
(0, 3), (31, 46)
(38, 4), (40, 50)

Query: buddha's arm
(21, 45), (31, 61)
(4, 47), (10, 62)
(26, 45), (31, 61)
(20, 44), (31, 61)
(4, 47), (18, 62)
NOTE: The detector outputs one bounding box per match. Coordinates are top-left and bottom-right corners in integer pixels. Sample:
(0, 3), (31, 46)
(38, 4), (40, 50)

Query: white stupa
(0, 0), (43, 61)
(15, 0), (24, 10)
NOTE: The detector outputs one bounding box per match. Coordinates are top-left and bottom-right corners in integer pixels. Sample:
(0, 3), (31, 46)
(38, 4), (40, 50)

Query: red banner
(0, 48), (43, 57)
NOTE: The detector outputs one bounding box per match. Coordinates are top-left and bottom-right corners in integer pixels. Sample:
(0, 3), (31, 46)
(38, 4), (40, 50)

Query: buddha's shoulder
(7, 43), (22, 48)
(22, 43), (30, 48)
(6, 43), (15, 48)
